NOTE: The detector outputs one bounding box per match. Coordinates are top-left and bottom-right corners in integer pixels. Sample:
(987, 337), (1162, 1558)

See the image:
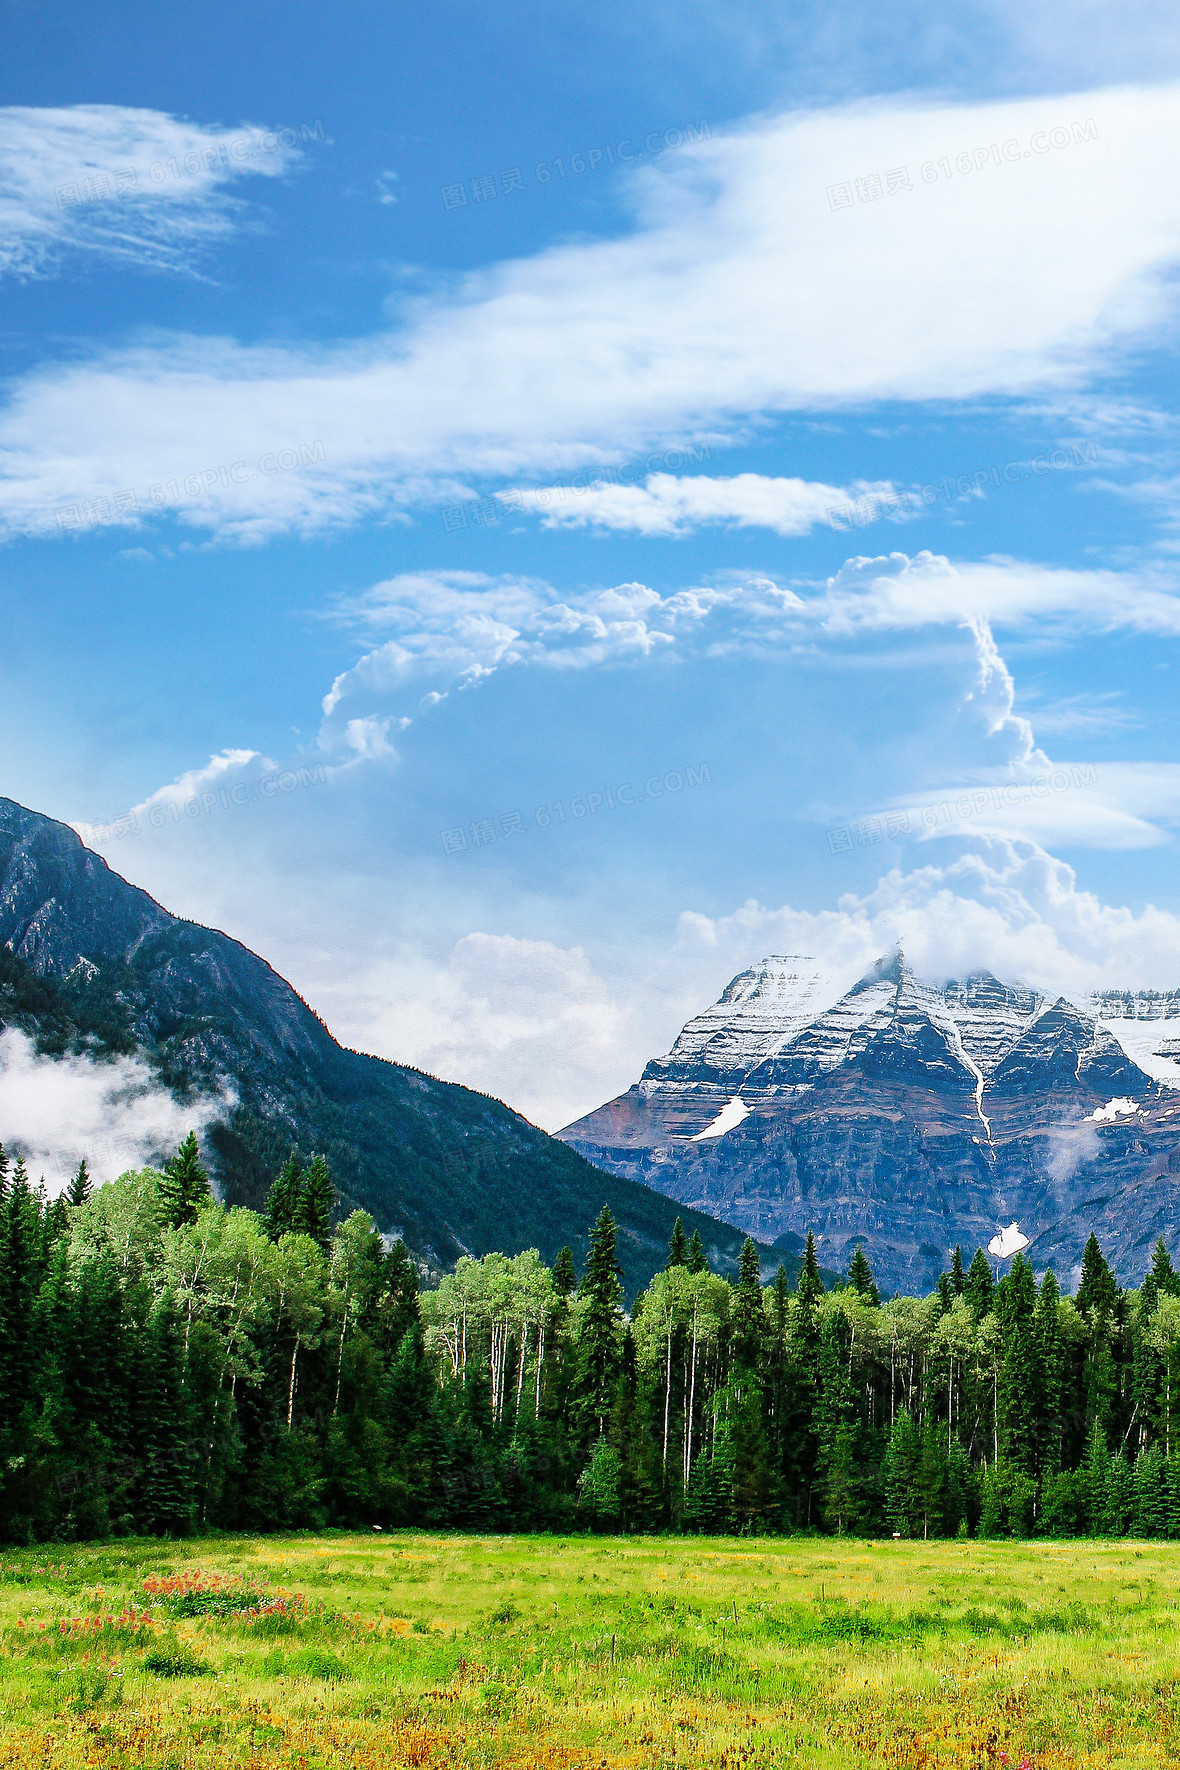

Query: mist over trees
(0, 1134), (1176, 1543)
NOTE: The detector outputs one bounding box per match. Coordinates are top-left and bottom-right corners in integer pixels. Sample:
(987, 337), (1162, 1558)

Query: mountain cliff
(558, 950), (1180, 1292)
(0, 796), (745, 1291)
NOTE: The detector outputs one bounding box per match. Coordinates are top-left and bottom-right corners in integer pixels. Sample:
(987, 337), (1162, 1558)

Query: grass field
(0, 1533), (1178, 1769)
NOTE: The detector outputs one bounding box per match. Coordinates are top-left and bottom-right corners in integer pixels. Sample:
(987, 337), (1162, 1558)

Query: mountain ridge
(0, 795), (748, 1293)
(559, 948), (1180, 1291)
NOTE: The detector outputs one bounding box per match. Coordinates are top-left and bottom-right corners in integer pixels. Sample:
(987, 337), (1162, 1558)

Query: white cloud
(320, 552), (1180, 741)
(341, 934), (625, 1131)
(0, 1028), (229, 1192)
(2, 84), (1179, 536)
(676, 839), (1180, 1003)
(0, 105), (304, 281)
(512, 471), (896, 536)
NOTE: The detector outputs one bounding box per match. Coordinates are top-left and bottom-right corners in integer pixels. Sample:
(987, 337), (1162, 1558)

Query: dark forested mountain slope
(0, 797), (745, 1291)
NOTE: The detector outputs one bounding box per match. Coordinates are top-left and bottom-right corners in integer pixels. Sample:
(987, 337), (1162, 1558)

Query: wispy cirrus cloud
(0, 104), (306, 281)
(1, 84), (1179, 538)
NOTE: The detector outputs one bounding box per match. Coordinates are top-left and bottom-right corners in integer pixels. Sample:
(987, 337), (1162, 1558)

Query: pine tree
(883, 1410), (921, 1537)
(0, 1158), (38, 1427)
(136, 1293), (195, 1536)
(570, 1208), (624, 1443)
(65, 1159), (92, 1208)
(965, 1249), (994, 1318)
(918, 1416), (949, 1538)
(264, 1152), (303, 1241)
(823, 1422), (862, 1535)
(296, 1155), (335, 1252)
(847, 1246), (880, 1306)
(686, 1231), (708, 1275)
(731, 1239), (766, 1373)
(1081, 1419), (1111, 1534)
(815, 1312), (858, 1530)
(997, 1255), (1038, 1472)
(1033, 1268), (1064, 1474)
(1102, 1452), (1134, 1537)
(552, 1246), (577, 1298)
(158, 1132), (212, 1229)
(666, 1218), (689, 1269)
(797, 1232), (824, 1309)
(1149, 1237), (1180, 1297)
(1133, 1444), (1166, 1537)
(1167, 1457), (1180, 1539)
(1077, 1233), (1118, 1316)
(950, 1246), (966, 1295)
(380, 1239), (421, 1356)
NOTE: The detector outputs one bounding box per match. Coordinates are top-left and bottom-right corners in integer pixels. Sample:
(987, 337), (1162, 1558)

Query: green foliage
(158, 1133), (212, 1229)
(144, 1637), (213, 1676)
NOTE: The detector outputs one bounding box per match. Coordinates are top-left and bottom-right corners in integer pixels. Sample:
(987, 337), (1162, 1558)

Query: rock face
(0, 796), (746, 1291)
(558, 951), (1180, 1292)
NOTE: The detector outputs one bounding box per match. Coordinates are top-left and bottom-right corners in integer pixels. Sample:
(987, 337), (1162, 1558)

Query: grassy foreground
(0, 1534), (1178, 1768)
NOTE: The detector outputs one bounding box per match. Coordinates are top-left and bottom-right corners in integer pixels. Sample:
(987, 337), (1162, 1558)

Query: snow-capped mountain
(559, 950), (1180, 1292)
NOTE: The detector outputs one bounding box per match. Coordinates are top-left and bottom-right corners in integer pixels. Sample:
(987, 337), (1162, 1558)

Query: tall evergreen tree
(1149, 1236), (1180, 1298)
(666, 1218), (689, 1269)
(158, 1132), (212, 1229)
(731, 1239), (767, 1373)
(1077, 1233), (1118, 1315)
(136, 1292), (195, 1536)
(965, 1248), (994, 1318)
(552, 1246), (577, 1298)
(883, 1410), (921, 1537)
(570, 1208), (624, 1443)
(296, 1155), (335, 1252)
(847, 1246), (880, 1306)
(264, 1152), (303, 1241)
(686, 1231), (708, 1275)
(0, 1158), (38, 1427)
(1033, 1268), (1064, 1474)
(65, 1159), (91, 1208)
(997, 1255), (1038, 1472)
(950, 1246), (966, 1295)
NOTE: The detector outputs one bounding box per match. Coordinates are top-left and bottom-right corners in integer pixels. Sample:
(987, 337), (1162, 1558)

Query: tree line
(0, 1132), (1176, 1541)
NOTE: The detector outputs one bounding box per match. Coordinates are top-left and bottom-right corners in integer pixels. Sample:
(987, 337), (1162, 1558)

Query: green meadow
(0, 1532), (1178, 1769)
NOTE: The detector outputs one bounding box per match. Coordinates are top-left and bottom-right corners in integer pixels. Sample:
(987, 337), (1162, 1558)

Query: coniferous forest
(1, 1132), (1177, 1545)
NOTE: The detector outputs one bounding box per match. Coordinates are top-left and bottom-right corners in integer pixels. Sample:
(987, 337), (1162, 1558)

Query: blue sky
(7, 0), (1180, 1136)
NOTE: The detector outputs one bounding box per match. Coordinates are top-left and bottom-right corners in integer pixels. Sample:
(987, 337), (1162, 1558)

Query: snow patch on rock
(691, 1095), (750, 1141)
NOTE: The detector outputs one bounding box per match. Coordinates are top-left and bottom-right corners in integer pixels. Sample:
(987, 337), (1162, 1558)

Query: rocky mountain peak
(561, 947), (1180, 1291)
